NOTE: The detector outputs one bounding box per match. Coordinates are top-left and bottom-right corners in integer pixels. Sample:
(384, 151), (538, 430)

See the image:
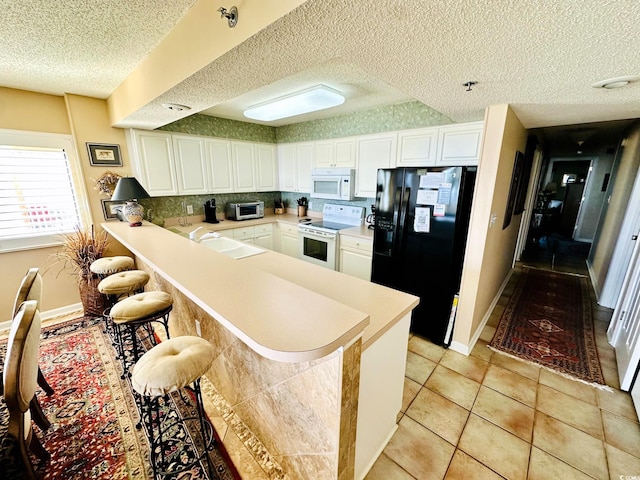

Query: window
(0, 130), (90, 252)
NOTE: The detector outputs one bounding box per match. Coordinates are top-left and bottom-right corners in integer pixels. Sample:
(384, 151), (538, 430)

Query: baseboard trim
(1, 303), (83, 332)
(450, 269), (515, 356)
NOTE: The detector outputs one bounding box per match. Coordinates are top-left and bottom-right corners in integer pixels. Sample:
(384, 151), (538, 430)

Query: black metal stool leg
(193, 379), (215, 478)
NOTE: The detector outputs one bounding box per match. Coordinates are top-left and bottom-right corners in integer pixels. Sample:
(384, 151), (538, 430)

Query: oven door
(298, 228), (337, 269)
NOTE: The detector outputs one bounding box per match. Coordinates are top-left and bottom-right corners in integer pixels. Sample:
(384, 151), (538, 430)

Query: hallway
(519, 232), (591, 277)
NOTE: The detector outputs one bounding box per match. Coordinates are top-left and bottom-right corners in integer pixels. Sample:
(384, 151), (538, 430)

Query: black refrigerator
(371, 166), (477, 345)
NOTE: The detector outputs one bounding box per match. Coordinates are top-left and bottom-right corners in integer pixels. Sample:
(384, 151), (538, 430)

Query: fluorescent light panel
(244, 85), (345, 122)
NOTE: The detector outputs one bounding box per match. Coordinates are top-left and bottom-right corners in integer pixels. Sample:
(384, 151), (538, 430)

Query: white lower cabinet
(254, 224), (274, 250)
(338, 234), (373, 280)
(220, 224), (274, 250)
(278, 223), (299, 258)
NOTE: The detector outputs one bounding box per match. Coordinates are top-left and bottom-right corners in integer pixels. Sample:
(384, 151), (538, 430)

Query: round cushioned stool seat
(132, 336), (215, 397)
(98, 270), (149, 296)
(110, 291), (173, 325)
(90, 256), (134, 276)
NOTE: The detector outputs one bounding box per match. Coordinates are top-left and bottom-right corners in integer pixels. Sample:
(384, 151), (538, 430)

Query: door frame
(601, 168), (640, 308)
(514, 147), (543, 263)
(608, 234), (640, 390)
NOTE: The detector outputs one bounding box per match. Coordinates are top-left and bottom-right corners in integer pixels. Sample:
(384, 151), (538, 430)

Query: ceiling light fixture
(243, 85), (345, 122)
(592, 75), (640, 89)
(218, 6), (238, 28)
(161, 103), (191, 112)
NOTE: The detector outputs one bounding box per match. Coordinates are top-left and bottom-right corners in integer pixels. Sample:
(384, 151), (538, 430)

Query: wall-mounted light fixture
(218, 6), (238, 28)
(244, 85), (345, 122)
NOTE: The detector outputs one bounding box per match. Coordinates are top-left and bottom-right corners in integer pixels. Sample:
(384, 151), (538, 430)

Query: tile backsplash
(140, 192), (375, 226)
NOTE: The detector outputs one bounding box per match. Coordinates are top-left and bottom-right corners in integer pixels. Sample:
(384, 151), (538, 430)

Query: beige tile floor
(365, 267), (640, 480)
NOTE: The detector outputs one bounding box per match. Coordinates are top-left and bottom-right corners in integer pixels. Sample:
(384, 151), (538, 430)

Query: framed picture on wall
(503, 150), (524, 230)
(87, 143), (122, 166)
(101, 199), (125, 221)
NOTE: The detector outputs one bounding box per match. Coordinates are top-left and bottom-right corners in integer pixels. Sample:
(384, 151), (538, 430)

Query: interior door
(609, 234), (640, 390)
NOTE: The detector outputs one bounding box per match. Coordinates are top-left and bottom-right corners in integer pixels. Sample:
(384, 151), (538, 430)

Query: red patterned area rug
(489, 267), (608, 389)
(0, 316), (240, 480)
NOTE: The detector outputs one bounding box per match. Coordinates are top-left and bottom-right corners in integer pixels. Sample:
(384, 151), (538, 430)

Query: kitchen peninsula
(102, 220), (418, 480)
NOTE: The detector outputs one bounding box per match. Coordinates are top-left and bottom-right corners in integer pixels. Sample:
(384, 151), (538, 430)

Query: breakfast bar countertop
(102, 220), (417, 361)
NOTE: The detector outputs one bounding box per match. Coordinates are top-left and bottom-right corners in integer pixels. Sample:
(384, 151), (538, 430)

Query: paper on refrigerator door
(414, 207), (431, 232)
(420, 172), (446, 188)
(416, 189), (439, 205)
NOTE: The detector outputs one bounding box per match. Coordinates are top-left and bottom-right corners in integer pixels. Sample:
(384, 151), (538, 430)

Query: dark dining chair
(2, 300), (50, 479)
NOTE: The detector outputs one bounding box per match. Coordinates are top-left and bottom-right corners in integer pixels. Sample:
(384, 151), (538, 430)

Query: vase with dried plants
(50, 225), (110, 316)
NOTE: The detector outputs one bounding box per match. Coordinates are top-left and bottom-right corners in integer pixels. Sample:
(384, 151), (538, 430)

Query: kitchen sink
(200, 236), (265, 259)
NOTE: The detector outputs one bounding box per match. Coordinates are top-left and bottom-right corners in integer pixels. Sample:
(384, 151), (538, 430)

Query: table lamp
(111, 177), (151, 227)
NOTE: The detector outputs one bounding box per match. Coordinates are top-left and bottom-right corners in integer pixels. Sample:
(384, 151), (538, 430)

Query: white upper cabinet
(278, 142), (313, 193)
(356, 133), (397, 198)
(278, 144), (297, 192)
(255, 144), (278, 191)
(127, 129), (179, 196)
(231, 142), (256, 192)
(396, 127), (438, 167)
(205, 138), (233, 194)
(314, 138), (356, 168)
(436, 121), (484, 166)
(313, 140), (334, 168)
(334, 138), (356, 168)
(296, 143), (313, 193)
(172, 134), (208, 195)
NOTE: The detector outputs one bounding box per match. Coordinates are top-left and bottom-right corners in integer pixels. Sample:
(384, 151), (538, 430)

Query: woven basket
(79, 274), (109, 317)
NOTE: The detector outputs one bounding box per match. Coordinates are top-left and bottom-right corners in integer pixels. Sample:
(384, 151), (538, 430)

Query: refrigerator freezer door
(372, 166), (476, 344)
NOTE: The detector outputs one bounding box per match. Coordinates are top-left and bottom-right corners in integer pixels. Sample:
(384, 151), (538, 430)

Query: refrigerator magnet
(433, 204), (446, 217)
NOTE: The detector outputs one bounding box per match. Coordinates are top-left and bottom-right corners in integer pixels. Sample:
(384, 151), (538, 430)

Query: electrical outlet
(308, 201), (312, 210)
(195, 320), (202, 337)
(187, 204), (193, 215)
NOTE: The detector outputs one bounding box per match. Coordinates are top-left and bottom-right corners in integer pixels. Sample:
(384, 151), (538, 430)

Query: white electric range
(297, 204), (364, 269)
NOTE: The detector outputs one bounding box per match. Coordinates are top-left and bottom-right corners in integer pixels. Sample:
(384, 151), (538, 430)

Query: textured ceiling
(1, 0), (639, 134)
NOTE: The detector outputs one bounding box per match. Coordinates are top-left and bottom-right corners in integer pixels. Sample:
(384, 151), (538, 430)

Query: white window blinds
(0, 143), (86, 252)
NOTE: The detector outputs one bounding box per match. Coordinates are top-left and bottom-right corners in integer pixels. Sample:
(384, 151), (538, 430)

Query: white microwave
(310, 168), (355, 201)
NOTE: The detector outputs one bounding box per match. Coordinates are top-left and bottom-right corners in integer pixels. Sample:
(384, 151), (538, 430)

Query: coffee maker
(204, 199), (219, 224)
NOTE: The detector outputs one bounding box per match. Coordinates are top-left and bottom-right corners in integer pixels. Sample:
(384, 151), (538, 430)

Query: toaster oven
(225, 201), (264, 221)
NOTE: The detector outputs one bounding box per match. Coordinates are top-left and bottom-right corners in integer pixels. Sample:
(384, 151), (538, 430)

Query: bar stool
(97, 269), (150, 336)
(108, 291), (173, 378)
(90, 256), (135, 279)
(131, 336), (216, 479)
